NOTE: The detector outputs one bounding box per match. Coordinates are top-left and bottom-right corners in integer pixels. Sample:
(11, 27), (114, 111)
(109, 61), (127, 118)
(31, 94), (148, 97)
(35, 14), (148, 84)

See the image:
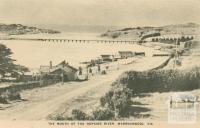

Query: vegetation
(0, 91), (21, 103)
(55, 67), (200, 120)
(111, 32), (121, 39)
(100, 85), (132, 117)
(0, 43), (29, 80)
(100, 22), (200, 39)
(100, 33), (109, 37)
(55, 85), (132, 120)
(92, 108), (114, 120)
(72, 109), (91, 120)
(113, 67), (200, 93)
(0, 24), (60, 35)
(0, 44), (16, 77)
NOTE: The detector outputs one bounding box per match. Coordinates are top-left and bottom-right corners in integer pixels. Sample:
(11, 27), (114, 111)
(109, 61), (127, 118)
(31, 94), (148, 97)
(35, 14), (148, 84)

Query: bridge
(40, 38), (137, 44)
(0, 37), (137, 44)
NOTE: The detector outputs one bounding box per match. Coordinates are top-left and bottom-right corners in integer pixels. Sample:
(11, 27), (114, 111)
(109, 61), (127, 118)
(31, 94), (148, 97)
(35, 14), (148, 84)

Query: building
(151, 35), (194, 45)
(179, 41), (192, 49)
(101, 54), (116, 62)
(39, 61), (78, 81)
(135, 52), (145, 56)
(118, 51), (135, 59)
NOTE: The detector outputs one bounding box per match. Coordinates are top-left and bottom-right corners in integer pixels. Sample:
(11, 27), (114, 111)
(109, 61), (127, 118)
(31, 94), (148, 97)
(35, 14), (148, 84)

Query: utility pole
(173, 25), (179, 69)
(86, 64), (89, 80)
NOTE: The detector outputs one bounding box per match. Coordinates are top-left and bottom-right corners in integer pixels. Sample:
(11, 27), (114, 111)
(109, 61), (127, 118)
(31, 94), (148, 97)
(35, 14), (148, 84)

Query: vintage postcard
(0, 0), (199, 128)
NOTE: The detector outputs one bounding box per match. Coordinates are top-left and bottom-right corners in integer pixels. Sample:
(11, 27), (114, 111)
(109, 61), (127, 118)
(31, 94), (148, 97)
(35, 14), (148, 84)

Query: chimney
(50, 61), (52, 69)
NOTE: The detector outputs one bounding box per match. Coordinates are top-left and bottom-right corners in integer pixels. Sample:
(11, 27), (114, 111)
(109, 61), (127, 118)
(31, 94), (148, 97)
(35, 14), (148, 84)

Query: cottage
(179, 41), (192, 50)
(135, 52), (145, 56)
(118, 51), (135, 59)
(39, 61), (78, 81)
(101, 54), (116, 62)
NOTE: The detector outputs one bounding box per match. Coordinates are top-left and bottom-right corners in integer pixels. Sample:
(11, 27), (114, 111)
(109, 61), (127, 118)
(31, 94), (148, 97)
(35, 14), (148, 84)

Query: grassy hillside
(100, 23), (200, 40)
(0, 23), (60, 35)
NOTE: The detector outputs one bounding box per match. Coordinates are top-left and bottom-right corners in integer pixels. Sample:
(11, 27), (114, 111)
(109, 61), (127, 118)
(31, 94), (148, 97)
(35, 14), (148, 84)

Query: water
(1, 33), (155, 70)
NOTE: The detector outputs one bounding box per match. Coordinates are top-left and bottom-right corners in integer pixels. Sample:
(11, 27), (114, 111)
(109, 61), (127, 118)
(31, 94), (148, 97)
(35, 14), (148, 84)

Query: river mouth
(1, 33), (166, 70)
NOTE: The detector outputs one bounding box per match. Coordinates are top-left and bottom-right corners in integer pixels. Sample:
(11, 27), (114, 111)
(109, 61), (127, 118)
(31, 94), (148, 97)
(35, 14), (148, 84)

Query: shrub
(0, 91), (21, 103)
(71, 109), (90, 120)
(111, 32), (121, 38)
(100, 33), (109, 37)
(114, 67), (200, 93)
(0, 93), (9, 103)
(100, 86), (132, 117)
(92, 108), (114, 120)
(53, 114), (65, 120)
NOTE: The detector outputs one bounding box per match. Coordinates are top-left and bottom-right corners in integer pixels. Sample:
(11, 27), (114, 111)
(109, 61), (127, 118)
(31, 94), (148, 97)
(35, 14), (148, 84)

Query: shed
(118, 51), (135, 59)
(101, 54), (116, 62)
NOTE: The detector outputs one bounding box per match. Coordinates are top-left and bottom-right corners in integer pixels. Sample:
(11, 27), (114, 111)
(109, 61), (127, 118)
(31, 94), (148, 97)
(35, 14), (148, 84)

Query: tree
(0, 43), (29, 78)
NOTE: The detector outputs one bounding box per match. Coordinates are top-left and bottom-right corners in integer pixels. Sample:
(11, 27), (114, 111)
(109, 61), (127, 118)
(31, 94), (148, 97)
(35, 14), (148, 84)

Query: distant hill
(0, 24), (60, 35)
(100, 23), (200, 40)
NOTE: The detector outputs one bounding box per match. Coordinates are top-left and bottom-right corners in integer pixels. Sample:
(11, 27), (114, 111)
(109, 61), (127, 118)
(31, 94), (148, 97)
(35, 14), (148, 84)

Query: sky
(0, 0), (200, 27)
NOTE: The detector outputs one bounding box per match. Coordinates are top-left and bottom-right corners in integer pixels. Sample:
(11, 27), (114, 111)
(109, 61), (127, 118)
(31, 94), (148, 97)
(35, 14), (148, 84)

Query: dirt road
(0, 57), (169, 120)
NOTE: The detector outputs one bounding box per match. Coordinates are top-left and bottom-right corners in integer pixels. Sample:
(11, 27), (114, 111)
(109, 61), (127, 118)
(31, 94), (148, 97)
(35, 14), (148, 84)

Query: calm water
(1, 33), (155, 70)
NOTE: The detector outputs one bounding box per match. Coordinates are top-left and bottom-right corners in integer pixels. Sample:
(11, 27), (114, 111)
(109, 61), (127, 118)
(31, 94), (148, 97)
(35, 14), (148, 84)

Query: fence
(0, 79), (60, 94)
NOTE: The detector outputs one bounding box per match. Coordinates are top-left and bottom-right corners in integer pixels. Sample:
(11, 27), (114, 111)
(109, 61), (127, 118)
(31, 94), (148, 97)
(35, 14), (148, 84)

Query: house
(101, 54), (116, 62)
(118, 51), (135, 59)
(90, 58), (103, 66)
(135, 52), (145, 56)
(39, 61), (78, 81)
(179, 41), (192, 50)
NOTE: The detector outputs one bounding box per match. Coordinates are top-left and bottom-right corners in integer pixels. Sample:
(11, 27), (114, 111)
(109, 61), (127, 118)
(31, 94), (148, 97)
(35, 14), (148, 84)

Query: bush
(111, 32), (121, 38)
(0, 91), (21, 103)
(100, 86), (132, 117)
(100, 33), (109, 37)
(71, 109), (90, 120)
(0, 94), (8, 103)
(92, 108), (114, 120)
(55, 86), (132, 120)
(114, 67), (200, 93)
(53, 114), (65, 120)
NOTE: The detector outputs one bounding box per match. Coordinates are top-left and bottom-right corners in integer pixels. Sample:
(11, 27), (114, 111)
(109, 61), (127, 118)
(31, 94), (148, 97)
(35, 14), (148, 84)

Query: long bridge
(41, 38), (137, 44)
(0, 37), (137, 44)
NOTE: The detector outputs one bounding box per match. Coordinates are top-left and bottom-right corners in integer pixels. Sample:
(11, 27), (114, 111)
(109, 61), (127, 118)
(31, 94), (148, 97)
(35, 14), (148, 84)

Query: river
(1, 32), (157, 70)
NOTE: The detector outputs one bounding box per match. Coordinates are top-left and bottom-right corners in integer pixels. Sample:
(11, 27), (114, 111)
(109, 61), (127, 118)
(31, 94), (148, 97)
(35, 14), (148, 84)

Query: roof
(40, 66), (50, 73)
(40, 60), (78, 73)
(101, 54), (114, 56)
(118, 51), (133, 53)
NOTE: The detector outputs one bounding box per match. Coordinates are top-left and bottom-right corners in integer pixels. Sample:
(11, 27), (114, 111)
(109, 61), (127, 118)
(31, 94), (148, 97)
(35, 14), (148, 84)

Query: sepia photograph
(0, 0), (200, 127)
